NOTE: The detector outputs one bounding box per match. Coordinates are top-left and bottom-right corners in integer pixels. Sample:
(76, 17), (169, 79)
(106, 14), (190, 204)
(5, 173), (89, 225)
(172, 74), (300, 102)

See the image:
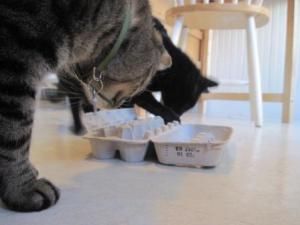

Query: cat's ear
(204, 77), (218, 88)
(153, 17), (168, 36)
(158, 49), (172, 71)
(198, 77), (218, 93)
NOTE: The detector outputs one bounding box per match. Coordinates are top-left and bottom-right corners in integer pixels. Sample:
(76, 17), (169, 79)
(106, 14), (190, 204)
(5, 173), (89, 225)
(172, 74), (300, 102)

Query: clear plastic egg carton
(84, 108), (233, 168)
(84, 108), (179, 162)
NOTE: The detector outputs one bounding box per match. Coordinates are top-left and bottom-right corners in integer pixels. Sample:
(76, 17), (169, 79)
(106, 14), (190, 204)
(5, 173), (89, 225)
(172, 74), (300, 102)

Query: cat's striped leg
(0, 80), (59, 212)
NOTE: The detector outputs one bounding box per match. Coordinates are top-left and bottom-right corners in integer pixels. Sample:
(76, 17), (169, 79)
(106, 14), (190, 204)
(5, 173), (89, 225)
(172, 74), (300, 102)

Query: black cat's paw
(70, 125), (87, 136)
(82, 104), (98, 113)
(2, 178), (60, 212)
(161, 109), (181, 124)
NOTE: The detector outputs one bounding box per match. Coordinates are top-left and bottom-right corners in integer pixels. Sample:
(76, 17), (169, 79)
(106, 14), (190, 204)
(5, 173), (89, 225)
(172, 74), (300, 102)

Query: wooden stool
(166, 0), (270, 127)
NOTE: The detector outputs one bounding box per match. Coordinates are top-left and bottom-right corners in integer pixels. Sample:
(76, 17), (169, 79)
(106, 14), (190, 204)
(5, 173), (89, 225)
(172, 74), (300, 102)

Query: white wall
(206, 0), (300, 123)
(295, 0), (300, 121)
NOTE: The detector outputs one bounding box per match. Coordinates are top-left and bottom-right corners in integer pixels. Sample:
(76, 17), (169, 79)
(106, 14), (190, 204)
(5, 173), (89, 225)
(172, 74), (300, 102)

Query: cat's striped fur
(0, 0), (168, 212)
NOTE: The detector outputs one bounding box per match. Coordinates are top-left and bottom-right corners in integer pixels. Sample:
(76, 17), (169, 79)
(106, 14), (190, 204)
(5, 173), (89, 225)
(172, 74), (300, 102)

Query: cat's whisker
(42, 97), (82, 102)
(52, 89), (81, 96)
(67, 97), (82, 100)
(59, 75), (82, 86)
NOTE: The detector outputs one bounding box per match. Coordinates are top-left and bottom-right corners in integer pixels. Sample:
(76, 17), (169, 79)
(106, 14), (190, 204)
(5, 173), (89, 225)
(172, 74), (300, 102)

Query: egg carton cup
(151, 124), (233, 168)
(83, 109), (233, 167)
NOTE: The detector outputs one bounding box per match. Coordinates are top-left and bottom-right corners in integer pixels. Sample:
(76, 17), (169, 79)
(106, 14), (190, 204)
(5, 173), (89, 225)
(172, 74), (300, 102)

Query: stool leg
(179, 27), (189, 51)
(246, 16), (263, 127)
(199, 99), (207, 116)
(171, 16), (184, 46)
(199, 30), (213, 116)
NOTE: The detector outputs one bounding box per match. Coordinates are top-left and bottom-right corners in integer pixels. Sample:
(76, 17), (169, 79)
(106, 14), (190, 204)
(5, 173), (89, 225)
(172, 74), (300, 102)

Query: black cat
(58, 18), (218, 134)
(130, 18), (218, 122)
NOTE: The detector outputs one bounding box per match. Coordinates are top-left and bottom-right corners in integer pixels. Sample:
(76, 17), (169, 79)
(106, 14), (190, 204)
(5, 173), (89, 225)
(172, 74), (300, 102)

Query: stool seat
(166, 3), (270, 30)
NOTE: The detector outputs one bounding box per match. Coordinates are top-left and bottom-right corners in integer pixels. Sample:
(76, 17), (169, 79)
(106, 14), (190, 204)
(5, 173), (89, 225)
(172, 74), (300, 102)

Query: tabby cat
(0, 0), (170, 212)
(58, 17), (217, 134)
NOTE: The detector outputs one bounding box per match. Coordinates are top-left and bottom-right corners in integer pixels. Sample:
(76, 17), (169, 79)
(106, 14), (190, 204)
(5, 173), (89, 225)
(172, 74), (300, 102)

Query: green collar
(90, 3), (132, 107)
(97, 3), (132, 72)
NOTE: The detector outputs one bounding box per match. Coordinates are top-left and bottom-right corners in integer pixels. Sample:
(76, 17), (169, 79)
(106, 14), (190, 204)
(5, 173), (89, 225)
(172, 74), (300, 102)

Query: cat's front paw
(2, 178), (60, 212)
(71, 124), (87, 136)
(161, 109), (181, 124)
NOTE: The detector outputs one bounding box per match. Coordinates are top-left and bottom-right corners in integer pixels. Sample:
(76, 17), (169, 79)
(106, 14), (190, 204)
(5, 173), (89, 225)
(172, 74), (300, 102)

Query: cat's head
(162, 71), (218, 116)
(75, 2), (172, 109)
(151, 17), (218, 116)
(92, 31), (171, 109)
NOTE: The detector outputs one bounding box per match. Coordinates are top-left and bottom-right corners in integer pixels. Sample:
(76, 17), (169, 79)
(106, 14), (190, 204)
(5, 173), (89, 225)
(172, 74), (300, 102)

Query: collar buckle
(93, 67), (104, 91)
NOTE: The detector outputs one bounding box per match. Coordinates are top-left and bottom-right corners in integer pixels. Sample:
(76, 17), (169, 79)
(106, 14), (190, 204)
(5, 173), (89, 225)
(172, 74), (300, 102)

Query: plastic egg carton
(84, 109), (233, 167)
(84, 108), (179, 162)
